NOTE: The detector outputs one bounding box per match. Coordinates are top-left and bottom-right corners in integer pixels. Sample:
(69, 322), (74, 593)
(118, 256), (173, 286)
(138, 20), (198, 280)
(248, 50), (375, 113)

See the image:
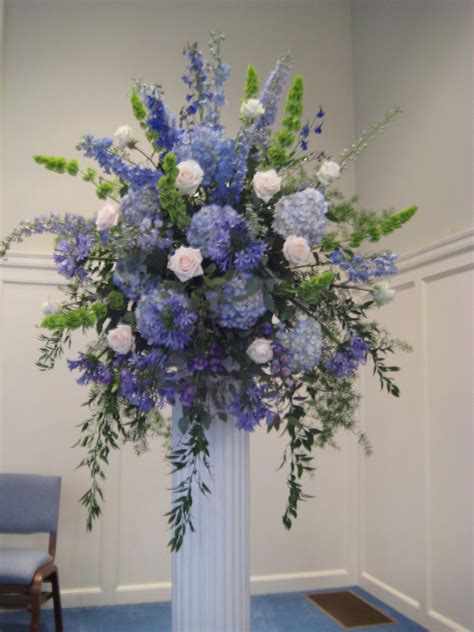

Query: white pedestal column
(172, 404), (250, 632)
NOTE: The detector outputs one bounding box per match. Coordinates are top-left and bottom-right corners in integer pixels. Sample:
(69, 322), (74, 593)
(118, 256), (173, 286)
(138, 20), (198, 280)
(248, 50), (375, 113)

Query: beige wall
(351, 0), (473, 255)
(1, 0), (355, 251)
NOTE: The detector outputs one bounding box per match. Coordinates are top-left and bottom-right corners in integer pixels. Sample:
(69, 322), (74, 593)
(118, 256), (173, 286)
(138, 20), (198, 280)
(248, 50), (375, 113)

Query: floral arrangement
(0, 34), (416, 551)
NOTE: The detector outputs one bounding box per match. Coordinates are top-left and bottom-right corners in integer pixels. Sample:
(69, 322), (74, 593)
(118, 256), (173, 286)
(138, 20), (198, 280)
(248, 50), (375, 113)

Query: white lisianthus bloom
(176, 159), (204, 196)
(317, 160), (341, 186)
(113, 125), (134, 148)
(107, 324), (135, 355)
(246, 338), (273, 364)
(252, 169), (282, 203)
(96, 203), (118, 231)
(282, 235), (315, 268)
(167, 246), (204, 282)
(240, 98), (265, 119)
(41, 298), (61, 315)
(372, 282), (396, 306)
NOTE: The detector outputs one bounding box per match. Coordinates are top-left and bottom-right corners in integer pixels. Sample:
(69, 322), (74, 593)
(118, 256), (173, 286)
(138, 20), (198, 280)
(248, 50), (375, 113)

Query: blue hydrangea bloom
(112, 258), (155, 300)
(207, 273), (267, 330)
(325, 334), (369, 378)
(174, 125), (238, 204)
(187, 204), (264, 271)
(277, 312), (323, 372)
(272, 188), (328, 246)
(136, 289), (197, 350)
(120, 186), (161, 226)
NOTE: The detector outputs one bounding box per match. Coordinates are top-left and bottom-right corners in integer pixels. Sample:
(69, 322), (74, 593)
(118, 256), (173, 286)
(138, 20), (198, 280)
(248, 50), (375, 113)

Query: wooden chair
(0, 473), (63, 632)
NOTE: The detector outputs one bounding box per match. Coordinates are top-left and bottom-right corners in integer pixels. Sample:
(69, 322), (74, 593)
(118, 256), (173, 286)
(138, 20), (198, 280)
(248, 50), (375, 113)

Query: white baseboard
(59, 568), (351, 608)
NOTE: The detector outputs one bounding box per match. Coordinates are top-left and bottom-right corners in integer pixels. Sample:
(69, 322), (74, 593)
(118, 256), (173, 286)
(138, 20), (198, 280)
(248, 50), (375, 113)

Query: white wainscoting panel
(359, 229), (474, 632)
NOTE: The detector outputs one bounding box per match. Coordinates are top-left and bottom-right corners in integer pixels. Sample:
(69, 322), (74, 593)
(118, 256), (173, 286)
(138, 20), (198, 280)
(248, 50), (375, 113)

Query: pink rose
(252, 169), (281, 203)
(176, 160), (204, 196)
(96, 203), (118, 231)
(167, 246), (204, 282)
(282, 236), (315, 267)
(107, 324), (135, 355)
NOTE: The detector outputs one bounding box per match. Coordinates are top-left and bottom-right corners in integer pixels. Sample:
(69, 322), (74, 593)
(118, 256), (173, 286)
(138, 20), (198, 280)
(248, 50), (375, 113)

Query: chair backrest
(0, 473), (61, 535)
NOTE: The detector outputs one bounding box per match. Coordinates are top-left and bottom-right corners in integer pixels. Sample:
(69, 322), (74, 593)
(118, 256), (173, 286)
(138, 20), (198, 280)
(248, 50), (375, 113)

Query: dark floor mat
(307, 590), (396, 628)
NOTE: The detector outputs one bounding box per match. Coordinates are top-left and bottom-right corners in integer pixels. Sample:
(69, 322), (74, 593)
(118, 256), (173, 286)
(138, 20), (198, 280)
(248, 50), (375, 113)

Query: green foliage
(131, 89), (148, 126)
(267, 74), (304, 169)
(326, 197), (418, 249)
(90, 302), (108, 320)
(166, 418), (211, 551)
(339, 106), (401, 168)
(96, 181), (116, 200)
(82, 167), (98, 182)
(41, 307), (96, 331)
(34, 154), (79, 176)
(297, 271), (335, 304)
(77, 383), (125, 530)
(158, 152), (189, 230)
(244, 64), (259, 99)
(36, 328), (72, 371)
(106, 290), (125, 311)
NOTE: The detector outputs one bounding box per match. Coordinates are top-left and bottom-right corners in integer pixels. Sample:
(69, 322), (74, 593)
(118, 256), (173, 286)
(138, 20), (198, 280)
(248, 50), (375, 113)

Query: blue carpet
(0, 586), (426, 631)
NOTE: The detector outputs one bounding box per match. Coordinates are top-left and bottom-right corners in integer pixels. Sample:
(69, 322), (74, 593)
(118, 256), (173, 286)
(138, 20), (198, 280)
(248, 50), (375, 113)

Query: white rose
(372, 282), (396, 306)
(240, 98), (265, 119)
(176, 159), (204, 196)
(246, 338), (274, 364)
(41, 298), (61, 315)
(113, 124), (134, 148)
(317, 160), (341, 186)
(282, 235), (315, 267)
(107, 324), (135, 355)
(167, 246), (204, 282)
(252, 169), (281, 203)
(96, 203), (118, 231)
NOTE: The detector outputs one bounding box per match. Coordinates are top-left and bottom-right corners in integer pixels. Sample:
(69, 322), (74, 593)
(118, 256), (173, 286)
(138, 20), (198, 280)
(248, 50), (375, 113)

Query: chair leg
(31, 589), (41, 632)
(51, 571), (64, 632)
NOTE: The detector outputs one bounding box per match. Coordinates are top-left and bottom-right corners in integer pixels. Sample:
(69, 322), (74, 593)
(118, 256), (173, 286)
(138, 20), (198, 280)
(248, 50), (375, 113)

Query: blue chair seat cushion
(0, 548), (52, 585)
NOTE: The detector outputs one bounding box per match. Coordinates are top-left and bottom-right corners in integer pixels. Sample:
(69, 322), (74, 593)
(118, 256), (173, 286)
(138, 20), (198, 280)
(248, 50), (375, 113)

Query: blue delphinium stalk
(325, 334), (369, 378)
(0, 212), (94, 258)
(202, 32), (231, 126)
(207, 273), (267, 330)
(77, 134), (159, 189)
(136, 289), (198, 350)
(277, 312), (323, 372)
(252, 53), (292, 147)
(180, 42), (210, 125)
(54, 235), (94, 281)
(272, 188), (328, 246)
(136, 81), (183, 152)
(330, 250), (398, 283)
